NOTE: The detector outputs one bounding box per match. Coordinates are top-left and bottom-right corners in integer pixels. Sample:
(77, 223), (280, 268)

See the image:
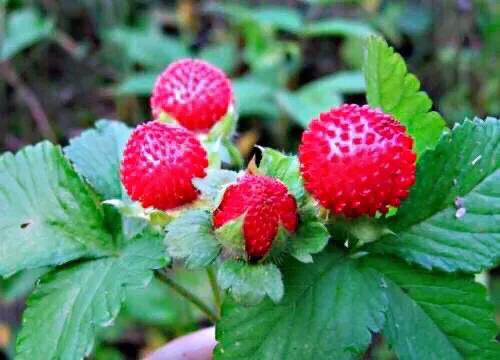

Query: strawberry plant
(1, 36), (499, 360)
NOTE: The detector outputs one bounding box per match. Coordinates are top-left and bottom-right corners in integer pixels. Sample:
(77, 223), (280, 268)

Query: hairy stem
(206, 266), (222, 315)
(156, 269), (220, 324)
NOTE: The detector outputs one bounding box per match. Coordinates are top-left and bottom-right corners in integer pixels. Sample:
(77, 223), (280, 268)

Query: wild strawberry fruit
(121, 121), (208, 210)
(299, 104), (416, 217)
(150, 59), (233, 132)
(213, 174), (298, 258)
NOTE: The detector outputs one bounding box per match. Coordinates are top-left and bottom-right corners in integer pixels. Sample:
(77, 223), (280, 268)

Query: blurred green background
(0, 0), (499, 359)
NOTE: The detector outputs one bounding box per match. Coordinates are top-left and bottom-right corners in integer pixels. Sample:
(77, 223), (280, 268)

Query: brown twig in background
(0, 61), (57, 143)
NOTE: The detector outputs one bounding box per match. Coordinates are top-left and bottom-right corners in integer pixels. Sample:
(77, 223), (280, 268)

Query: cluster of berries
(120, 58), (416, 259)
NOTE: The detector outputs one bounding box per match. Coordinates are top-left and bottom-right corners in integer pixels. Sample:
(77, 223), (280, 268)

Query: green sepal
(192, 169), (239, 208)
(203, 137), (243, 169)
(289, 204), (329, 263)
(103, 199), (174, 228)
(165, 210), (221, 269)
(207, 105), (237, 141)
(257, 147), (305, 203)
(217, 260), (284, 305)
(158, 111), (177, 125)
(203, 137), (223, 169)
(330, 215), (394, 249)
(214, 214), (246, 258)
(266, 225), (291, 264)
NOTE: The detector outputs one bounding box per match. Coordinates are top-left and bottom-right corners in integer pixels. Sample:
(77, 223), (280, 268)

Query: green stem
(207, 266), (222, 314)
(156, 269), (220, 324)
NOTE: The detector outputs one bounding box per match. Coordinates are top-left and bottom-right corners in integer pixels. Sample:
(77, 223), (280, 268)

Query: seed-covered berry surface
(213, 174), (298, 258)
(121, 121), (208, 210)
(299, 104), (416, 217)
(150, 59), (233, 132)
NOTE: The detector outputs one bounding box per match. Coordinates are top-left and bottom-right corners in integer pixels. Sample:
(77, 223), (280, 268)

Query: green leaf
(253, 6), (303, 33)
(298, 71), (365, 96)
(193, 169), (238, 205)
(0, 142), (113, 276)
(374, 118), (500, 273)
(233, 77), (280, 120)
(198, 41), (238, 74)
(207, 3), (303, 33)
(258, 147), (304, 203)
(363, 36), (446, 156)
(367, 256), (500, 359)
(303, 19), (377, 39)
(215, 250), (388, 359)
(116, 72), (158, 96)
(1, 9), (54, 60)
(0, 267), (49, 301)
(105, 26), (189, 69)
(276, 89), (342, 127)
(217, 260), (283, 305)
(165, 210), (221, 269)
(123, 269), (210, 328)
(16, 229), (165, 360)
(65, 120), (131, 200)
(289, 205), (329, 263)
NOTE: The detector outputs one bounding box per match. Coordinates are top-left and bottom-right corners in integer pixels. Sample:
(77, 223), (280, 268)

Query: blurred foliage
(0, 0), (499, 358)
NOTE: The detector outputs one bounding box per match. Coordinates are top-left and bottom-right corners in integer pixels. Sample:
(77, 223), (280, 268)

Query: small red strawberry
(213, 174), (298, 258)
(299, 104), (416, 217)
(121, 121), (208, 210)
(150, 59), (233, 132)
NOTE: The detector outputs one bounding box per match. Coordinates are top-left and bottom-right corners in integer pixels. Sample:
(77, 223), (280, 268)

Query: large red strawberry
(213, 174), (298, 258)
(150, 59), (233, 132)
(121, 121), (208, 210)
(299, 104), (416, 217)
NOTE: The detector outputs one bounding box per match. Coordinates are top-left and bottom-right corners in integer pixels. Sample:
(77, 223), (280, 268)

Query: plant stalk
(206, 266), (222, 315)
(156, 269), (219, 324)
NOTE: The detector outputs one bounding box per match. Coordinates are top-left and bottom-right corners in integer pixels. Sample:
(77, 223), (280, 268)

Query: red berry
(121, 121), (208, 210)
(298, 104), (416, 217)
(150, 59), (233, 132)
(213, 174), (298, 258)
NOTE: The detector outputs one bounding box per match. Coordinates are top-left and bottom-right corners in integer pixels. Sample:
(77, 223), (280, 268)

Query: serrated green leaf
(15, 229), (165, 360)
(215, 250), (388, 359)
(363, 36), (446, 156)
(258, 147), (304, 202)
(217, 260), (283, 305)
(215, 215), (246, 256)
(0, 142), (113, 276)
(165, 210), (220, 269)
(65, 120), (131, 200)
(303, 19), (377, 39)
(374, 118), (500, 272)
(367, 256), (500, 359)
(193, 169), (238, 205)
(1, 9), (54, 61)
